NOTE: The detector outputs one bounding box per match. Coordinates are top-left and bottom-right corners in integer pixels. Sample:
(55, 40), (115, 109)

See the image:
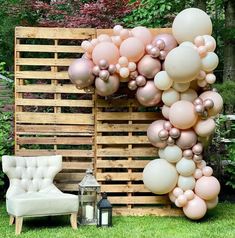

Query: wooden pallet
(14, 27), (182, 216)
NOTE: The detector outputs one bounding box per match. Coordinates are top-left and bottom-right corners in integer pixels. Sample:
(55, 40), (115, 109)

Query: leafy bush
(224, 144), (235, 189)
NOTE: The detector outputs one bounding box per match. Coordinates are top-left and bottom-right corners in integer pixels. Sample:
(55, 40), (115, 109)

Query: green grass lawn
(1, 202), (235, 238)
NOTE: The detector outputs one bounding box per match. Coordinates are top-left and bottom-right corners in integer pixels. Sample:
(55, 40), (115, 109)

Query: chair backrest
(2, 155), (62, 197)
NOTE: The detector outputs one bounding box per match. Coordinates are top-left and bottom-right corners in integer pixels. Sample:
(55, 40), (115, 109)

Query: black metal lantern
(78, 169), (101, 225)
(97, 192), (112, 227)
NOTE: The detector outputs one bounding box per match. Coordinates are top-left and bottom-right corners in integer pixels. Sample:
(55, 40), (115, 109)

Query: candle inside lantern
(85, 205), (94, 220)
(101, 211), (109, 225)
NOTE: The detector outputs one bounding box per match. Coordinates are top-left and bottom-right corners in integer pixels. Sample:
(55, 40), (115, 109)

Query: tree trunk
(194, 0), (206, 11)
(223, 0), (235, 82)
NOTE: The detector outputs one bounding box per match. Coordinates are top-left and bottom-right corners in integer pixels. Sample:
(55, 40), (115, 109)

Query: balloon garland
(69, 8), (223, 220)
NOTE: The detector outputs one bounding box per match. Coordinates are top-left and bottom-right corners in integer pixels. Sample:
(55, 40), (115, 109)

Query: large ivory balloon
(136, 81), (162, 107)
(178, 175), (196, 191)
(153, 34), (178, 52)
(176, 129), (198, 149)
(143, 159), (178, 194)
(147, 120), (167, 148)
(180, 89), (198, 102)
(194, 118), (216, 137)
(172, 8), (212, 43)
(195, 176), (220, 200)
(165, 46), (201, 83)
(131, 26), (152, 46)
(120, 37), (145, 62)
(137, 55), (161, 79)
(68, 58), (94, 88)
(183, 195), (207, 220)
(176, 158), (196, 176)
(154, 71), (173, 90)
(162, 88), (180, 106)
(163, 145), (182, 163)
(199, 91), (223, 116)
(169, 100), (198, 129)
(172, 82), (190, 92)
(95, 75), (119, 96)
(92, 42), (119, 65)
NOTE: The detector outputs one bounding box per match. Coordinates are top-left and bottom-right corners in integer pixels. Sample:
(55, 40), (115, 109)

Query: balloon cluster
(68, 7), (223, 220)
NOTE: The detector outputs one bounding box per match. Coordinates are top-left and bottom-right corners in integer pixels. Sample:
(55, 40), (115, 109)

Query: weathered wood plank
(96, 160), (150, 168)
(96, 124), (149, 132)
(101, 184), (149, 193)
(15, 71), (69, 79)
(16, 112), (94, 125)
(96, 172), (143, 181)
(62, 162), (93, 170)
(96, 99), (140, 107)
(16, 58), (75, 66)
(16, 27), (96, 39)
(96, 136), (149, 144)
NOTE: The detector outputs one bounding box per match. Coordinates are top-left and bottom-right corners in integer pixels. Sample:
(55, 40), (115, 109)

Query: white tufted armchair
(2, 155), (78, 235)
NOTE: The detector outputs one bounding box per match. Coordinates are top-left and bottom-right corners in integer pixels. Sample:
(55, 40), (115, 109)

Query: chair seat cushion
(7, 192), (78, 217)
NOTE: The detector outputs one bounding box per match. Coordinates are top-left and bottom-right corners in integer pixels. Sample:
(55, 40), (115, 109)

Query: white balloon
(163, 145), (182, 163)
(162, 88), (180, 106)
(201, 52), (219, 72)
(178, 175), (196, 191)
(176, 158), (196, 176)
(143, 159), (178, 194)
(173, 82), (190, 92)
(154, 71), (173, 90)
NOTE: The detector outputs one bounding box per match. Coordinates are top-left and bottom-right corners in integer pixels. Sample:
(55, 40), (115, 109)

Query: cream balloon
(162, 105), (170, 119)
(165, 46), (201, 83)
(173, 82), (190, 92)
(178, 175), (196, 191)
(95, 75), (119, 96)
(193, 118), (216, 137)
(176, 129), (197, 150)
(201, 52), (219, 72)
(147, 120), (167, 148)
(180, 41), (197, 49)
(173, 187), (184, 197)
(172, 8), (212, 43)
(177, 194), (188, 207)
(184, 190), (195, 200)
(194, 168), (203, 179)
(183, 195), (207, 220)
(203, 35), (216, 52)
(176, 158), (196, 176)
(143, 159), (178, 194)
(195, 176), (220, 200)
(131, 26), (153, 46)
(154, 71), (173, 90)
(162, 88), (180, 107)
(158, 149), (165, 159)
(180, 89), (198, 102)
(169, 192), (177, 203)
(206, 196), (218, 209)
(163, 145), (182, 163)
(169, 100), (198, 129)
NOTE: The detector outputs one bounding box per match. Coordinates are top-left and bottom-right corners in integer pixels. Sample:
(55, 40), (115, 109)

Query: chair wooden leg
(9, 215), (15, 225)
(15, 217), (23, 235)
(70, 213), (78, 230)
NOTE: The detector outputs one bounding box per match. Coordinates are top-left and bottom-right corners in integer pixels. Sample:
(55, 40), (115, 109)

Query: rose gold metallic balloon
(68, 58), (94, 88)
(108, 64), (116, 74)
(130, 70), (138, 79)
(183, 149), (193, 159)
(99, 59), (109, 69)
(193, 154), (203, 163)
(150, 47), (160, 58)
(167, 137), (175, 145)
(192, 143), (203, 155)
(147, 120), (167, 148)
(194, 97), (203, 105)
(163, 121), (172, 131)
(159, 50), (167, 60)
(154, 34), (178, 52)
(137, 55), (161, 79)
(194, 168), (203, 179)
(155, 39), (165, 50)
(158, 129), (169, 141)
(95, 75), (120, 96)
(99, 70), (110, 81)
(136, 75), (146, 87)
(195, 104), (204, 114)
(128, 80), (137, 91)
(146, 44), (153, 53)
(169, 128), (180, 139)
(204, 99), (214, 109)
(176, 129), (197, 150)
(136, 81), (162, 107)
(92, 65), (100, 76)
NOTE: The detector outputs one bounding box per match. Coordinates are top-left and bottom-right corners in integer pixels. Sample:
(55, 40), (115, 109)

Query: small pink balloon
(183, 195), (207, 220)
(146, 44), (153, 53)
(128, 80), (138, 91)
(195, 176), (220, 200)
(92, 42), (120, 65)
(128, 62), (137, 72)
(118, 56), (128, 67)
(154, 34), (177, 52)
(91, 38), (99, 47)
(136, 80), (162, 107)
(119, 67), (130, 78)
(183, 149), (193, 159)
(108, 64), (116, 74)
(92, 65), (100, 76)
(131, 26), (153, 46)
(169, 191), (177, 203)
(184, 190), (195, 201)
(120, 37), (145, 62)
(137, 55), (161, 79)
(202, 166), (213, 177)
(95, 75), (120, 96)
(197, 70), (206, 80)
(111, 35), (122, 47)
(162, 105), (170, 119)
(176, 129), (197, 150)
(68, 58), (94, 88)
(81, 40), (91, 51)
(205, 73), (216, 84)
(120, 29), (130, 40)
(194, 168), (203, 179)
(198, 46), (207, 58)
(147, 120), (167, 148)
(135, 75), (146, 87)
(97, 34), (111, 42)
(113, 25), (123, 35)
(177, 194), (188, 207)
(197, 160), (207, 169)
(194, 36), (205, 47)
(173, 187), (184, 197)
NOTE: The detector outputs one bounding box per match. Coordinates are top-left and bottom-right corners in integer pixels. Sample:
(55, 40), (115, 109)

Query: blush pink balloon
(68, 58), (94, 88)
(137, 55), (161, 79)
(95, 75), (120, 96)
(183, 195), (207, 220)
(147, 120), (167, 148)
(92, 42), (120, 65)
(131, 26), (153, 46)
(195, 176), (220, 200)
(136, 81), (162, 107)
(120, 37), (145, 62)
(153, 34), (178, 52)
(169, 100), (198, 129)
(176, 129), (197, 150)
